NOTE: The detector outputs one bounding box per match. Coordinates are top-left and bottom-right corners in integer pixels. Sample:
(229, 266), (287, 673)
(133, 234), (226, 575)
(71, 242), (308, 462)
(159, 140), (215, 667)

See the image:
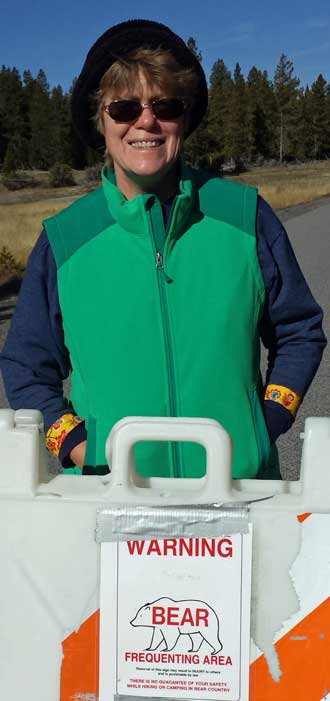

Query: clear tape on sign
(96, 505), (249, 542)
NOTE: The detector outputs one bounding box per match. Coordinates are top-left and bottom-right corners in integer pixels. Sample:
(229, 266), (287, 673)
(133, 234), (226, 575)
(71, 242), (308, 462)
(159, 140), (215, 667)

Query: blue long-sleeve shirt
(0, 196), (326, 465)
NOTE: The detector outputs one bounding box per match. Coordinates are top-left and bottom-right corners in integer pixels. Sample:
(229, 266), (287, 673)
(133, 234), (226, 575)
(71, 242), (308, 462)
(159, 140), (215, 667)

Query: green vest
(44, 164), (277, 479)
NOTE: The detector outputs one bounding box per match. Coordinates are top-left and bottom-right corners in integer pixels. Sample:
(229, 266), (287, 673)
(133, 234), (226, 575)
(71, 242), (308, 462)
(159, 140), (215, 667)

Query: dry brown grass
(230, 161), (330, 208)
(0, 199), (76, 265)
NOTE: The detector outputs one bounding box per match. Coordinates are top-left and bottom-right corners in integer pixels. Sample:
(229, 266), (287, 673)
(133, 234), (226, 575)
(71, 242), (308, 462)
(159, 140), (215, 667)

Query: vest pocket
(249, 387), (271, 475)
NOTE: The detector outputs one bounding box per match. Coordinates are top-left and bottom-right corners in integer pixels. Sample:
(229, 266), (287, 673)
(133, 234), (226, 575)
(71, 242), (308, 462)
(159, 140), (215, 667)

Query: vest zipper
(155, 252), (172, 283)
(148, 212), (181, 478)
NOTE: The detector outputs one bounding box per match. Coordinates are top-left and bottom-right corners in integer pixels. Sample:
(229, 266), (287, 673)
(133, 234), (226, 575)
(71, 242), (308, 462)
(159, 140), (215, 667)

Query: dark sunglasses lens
(107, 98), (185, 122)
(153, 98), (185, 119)
(108, 100), (142, 122)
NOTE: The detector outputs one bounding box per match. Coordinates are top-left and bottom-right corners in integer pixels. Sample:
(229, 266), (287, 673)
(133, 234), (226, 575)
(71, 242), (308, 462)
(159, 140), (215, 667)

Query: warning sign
(99, 532), (252, 700)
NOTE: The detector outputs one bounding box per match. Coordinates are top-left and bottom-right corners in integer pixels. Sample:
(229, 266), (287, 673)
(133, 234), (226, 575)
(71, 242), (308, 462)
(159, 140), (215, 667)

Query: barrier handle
(103, 416), (233, 504)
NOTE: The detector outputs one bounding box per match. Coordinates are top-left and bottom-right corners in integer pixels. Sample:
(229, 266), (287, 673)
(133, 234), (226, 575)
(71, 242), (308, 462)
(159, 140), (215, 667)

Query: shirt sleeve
(256, 196), (327, 438)
(0, 230), (87, 464)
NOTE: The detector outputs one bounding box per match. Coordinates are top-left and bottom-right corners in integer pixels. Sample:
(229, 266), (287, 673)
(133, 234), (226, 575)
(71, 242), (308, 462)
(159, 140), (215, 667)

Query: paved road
(1, 196), (329, 478)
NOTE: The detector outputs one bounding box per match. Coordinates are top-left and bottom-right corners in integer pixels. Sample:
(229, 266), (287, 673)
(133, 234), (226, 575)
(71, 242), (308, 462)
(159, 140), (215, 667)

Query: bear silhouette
(130, 596), (222, 653)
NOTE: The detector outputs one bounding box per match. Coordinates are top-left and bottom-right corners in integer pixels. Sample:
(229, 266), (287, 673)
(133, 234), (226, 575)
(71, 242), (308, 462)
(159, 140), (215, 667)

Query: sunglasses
(103, 98), (186, 123)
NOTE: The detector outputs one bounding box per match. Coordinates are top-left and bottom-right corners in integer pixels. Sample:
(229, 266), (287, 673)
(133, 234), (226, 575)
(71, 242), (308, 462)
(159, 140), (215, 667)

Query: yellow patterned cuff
(264, 384), (301, 417)
(46, 413), (84, 457)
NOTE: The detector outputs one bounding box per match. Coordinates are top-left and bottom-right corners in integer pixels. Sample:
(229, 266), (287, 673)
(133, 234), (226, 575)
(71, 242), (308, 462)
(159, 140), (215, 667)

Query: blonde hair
(93, 47), (199, 146)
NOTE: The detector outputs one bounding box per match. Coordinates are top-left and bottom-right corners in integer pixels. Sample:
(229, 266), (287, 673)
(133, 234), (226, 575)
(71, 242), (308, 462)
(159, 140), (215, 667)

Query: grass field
(0, 161), (330, 278)
(231, 160), (330, 208)
(0, 199), (76, 266)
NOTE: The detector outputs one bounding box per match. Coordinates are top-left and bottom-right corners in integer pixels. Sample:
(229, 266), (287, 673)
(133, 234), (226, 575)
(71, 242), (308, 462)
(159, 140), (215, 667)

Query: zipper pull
(155, 251), (164, 269)
(155, 252), (172, 283)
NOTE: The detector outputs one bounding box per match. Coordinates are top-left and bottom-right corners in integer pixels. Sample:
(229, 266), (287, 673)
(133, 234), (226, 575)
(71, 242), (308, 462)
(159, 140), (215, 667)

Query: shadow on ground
(0, 277), (21, 325)
(0, 275), (22, 301)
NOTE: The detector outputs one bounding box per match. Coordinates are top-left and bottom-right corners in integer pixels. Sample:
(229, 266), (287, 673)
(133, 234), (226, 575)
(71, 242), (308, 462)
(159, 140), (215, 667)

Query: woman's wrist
(69, 440), (87, 468)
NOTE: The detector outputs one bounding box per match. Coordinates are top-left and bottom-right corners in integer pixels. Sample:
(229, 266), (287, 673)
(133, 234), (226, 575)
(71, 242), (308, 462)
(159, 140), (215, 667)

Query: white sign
(100, 532), (252, 701)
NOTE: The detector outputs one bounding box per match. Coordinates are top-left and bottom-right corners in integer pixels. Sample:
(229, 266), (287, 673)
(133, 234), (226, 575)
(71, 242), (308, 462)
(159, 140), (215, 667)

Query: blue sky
(1, 0), (329, 90)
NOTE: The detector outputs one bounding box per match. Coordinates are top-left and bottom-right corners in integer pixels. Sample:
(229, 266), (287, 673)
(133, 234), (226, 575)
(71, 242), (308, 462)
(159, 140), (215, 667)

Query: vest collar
(101, 163), (195, 239)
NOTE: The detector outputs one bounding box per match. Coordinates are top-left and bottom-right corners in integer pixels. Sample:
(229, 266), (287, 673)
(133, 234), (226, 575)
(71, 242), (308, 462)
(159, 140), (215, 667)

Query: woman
(1, 19), (326, 478)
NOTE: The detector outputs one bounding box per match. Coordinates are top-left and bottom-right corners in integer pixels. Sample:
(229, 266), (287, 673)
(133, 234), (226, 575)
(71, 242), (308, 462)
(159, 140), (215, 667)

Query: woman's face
(102, 73), (186, 200)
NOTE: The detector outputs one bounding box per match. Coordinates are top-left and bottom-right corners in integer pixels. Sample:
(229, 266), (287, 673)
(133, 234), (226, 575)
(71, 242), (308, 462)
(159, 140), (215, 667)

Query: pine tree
(184, 37), (214, 168)
(0, 66), (27, 169)
(28, 69), (53, 168)
(186, 37), (202, 62)
(310, 74), (330, 158)
(246, 67), (277, 161)
(208, 59), (232, 167)
(3, 135), (23, 174)
(274, 54), (300, 162)
(302, 87), (315, 158)
(288, 87), (313, 160)
(326, 81), (330, 127)
(49, 85), (73, 164)
(21, 70), (34, 167)
(67, 79), (91, 168)
(225, 63), (248, 169)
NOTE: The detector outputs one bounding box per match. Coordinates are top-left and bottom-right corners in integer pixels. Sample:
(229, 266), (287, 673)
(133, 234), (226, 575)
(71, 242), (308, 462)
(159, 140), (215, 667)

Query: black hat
(71, 19), (208, 151)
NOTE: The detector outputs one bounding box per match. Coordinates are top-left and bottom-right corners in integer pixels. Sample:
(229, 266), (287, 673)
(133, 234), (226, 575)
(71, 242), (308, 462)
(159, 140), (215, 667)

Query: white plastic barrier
(1, 408), (330, 700)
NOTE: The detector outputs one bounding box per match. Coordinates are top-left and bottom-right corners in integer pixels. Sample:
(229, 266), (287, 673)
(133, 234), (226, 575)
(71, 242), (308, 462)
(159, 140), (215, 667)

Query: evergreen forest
(1, 44), (330, 175)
